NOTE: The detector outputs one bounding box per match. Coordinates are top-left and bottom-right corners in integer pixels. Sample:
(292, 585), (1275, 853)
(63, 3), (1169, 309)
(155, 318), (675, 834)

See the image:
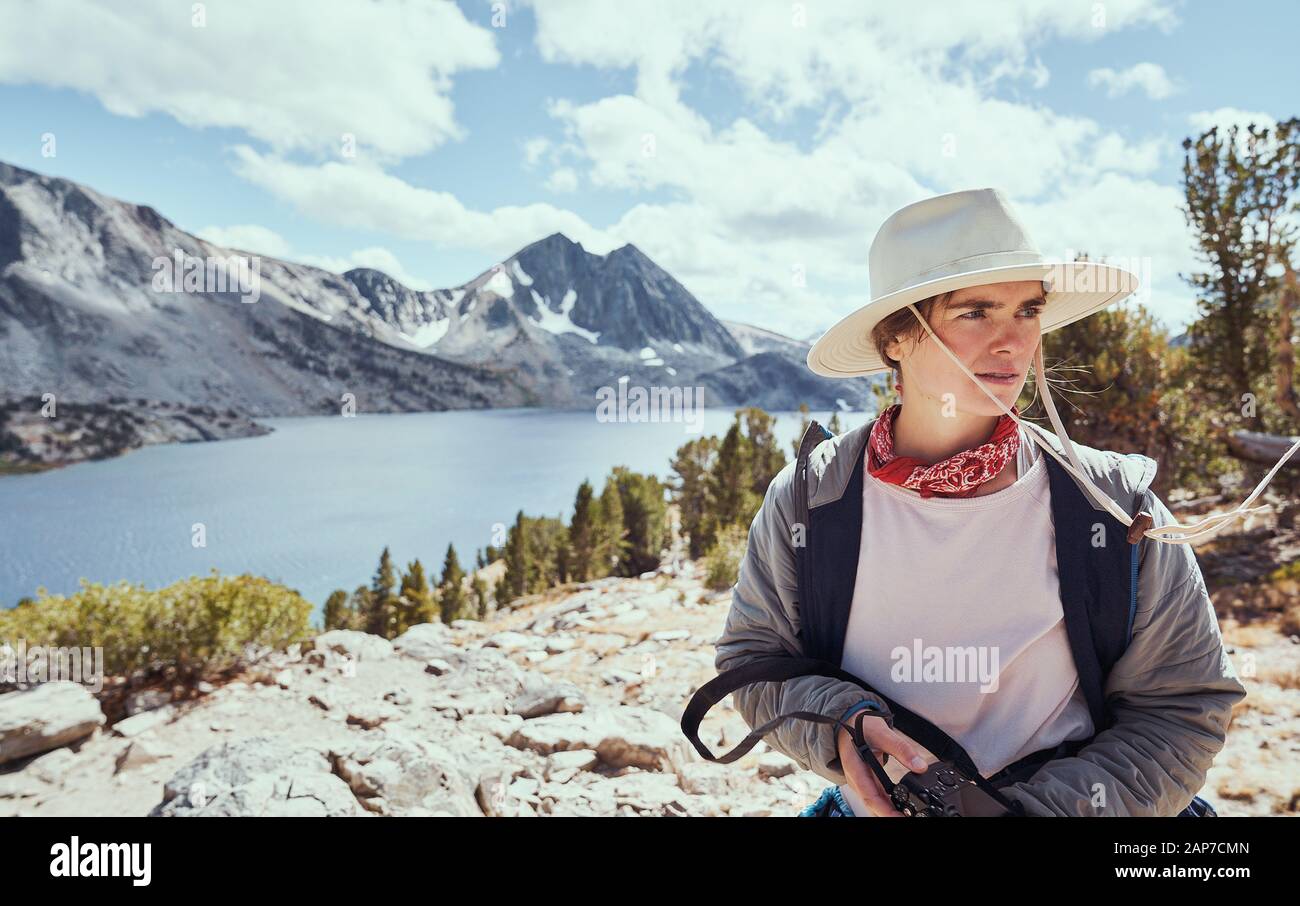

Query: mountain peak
(609, 242), (650, 262)
(533, 231), (581, 252)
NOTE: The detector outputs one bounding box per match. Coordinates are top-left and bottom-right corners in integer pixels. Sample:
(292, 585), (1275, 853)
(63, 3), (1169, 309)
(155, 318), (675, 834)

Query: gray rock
(346, 702), (400, 729)
(601, 668), (641, 685)
(756, 752), (796, 779)
(426, 648), (528, 717)
(125, 688), (172, 716)
(110, 704), (177, 739)
(610, 770), (691, 815)
(115, 738), (164, 774)
(506, 707), (688, 771)
(27, 746), (78, 785)
(0, 682), (105, 765)
(331, 730), (479, 816)
(150, 736), (360, 816)
(677, 762), (734, 797)
(459, 713), (525, 741)
(382, 687), (412, 707)
(544, 749), (599, 780)
(307, 691), (338, 712)
(483, 631), (541, 652)
(544, 636), (577, 654)
(391, 623), (455, 662)
(308, 630), (393, 663)
(511, 678), (585, 718)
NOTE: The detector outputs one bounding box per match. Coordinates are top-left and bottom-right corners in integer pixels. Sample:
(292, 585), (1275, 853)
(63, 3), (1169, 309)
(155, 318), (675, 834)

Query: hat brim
(806, 261), (1140, 378)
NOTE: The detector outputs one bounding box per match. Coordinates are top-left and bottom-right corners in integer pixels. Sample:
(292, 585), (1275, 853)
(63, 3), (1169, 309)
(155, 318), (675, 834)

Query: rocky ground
(0, 498), (1296, 817)
(0, 559), (825, 817)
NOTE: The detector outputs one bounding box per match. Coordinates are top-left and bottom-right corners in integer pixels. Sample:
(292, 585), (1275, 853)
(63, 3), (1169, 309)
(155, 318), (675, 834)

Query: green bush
(1269, 560), (1300, 584)
(703, 524), (749, 592)
(0, 571), (315, 683)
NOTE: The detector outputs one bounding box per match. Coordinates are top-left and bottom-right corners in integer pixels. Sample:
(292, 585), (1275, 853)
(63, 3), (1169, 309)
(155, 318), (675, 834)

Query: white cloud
(1086, 63), (1180, 99)
(544, 167), (579, 193)
(228, 146), (614, 257)
(194, 224), (293, 259)
(522, 137), (551, 168)
(0, 0), (500, 160)
(167, 0), (1199, 339)
(195, 223), (433, 290)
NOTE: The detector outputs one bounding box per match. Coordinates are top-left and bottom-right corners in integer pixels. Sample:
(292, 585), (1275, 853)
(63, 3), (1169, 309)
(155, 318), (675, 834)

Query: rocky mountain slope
(0, 160), (877, 416)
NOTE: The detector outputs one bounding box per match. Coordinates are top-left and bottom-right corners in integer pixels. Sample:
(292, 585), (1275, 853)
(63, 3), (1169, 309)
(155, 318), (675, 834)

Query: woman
(710, 188), (1291, 816)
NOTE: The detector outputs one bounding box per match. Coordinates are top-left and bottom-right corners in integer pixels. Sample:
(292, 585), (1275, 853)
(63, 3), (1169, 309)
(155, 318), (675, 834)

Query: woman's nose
(992, 321), (1032, 355)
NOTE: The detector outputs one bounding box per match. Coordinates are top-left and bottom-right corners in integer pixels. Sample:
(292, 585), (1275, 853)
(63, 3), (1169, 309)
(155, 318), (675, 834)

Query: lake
(0, 407), (871, 613)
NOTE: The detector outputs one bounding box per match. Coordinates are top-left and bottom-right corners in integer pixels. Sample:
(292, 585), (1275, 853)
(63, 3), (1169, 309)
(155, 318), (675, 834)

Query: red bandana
(867, 403), (1022, 498)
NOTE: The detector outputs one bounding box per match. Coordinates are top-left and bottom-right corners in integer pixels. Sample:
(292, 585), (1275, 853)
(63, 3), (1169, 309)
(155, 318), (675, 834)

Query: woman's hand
(836, 714), (932, 817)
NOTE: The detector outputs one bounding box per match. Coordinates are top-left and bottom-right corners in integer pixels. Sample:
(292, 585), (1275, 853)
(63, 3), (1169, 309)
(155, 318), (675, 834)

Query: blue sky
(0, 0), (1295, 338)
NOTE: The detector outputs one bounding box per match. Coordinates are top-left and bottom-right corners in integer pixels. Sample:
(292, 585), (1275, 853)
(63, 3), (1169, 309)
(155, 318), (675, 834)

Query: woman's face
(887, 280), (1046, 417)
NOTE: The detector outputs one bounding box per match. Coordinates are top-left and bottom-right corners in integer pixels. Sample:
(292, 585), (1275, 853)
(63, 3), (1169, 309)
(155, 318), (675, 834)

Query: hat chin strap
(904, 303), (1300, 545)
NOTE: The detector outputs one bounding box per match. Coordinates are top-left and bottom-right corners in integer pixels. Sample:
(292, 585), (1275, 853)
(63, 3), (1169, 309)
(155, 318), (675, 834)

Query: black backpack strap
(679, 654), (1025, 814)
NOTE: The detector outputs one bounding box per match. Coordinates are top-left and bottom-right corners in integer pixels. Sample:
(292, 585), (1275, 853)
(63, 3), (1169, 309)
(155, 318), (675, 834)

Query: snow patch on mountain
(528, 288), (600, 344)
(511, 260), (533, 286)
(483, 268), (514, 299)
(400, 317), (451, 348)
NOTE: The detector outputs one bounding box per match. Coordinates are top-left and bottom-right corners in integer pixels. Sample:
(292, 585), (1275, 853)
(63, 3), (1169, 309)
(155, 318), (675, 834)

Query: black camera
(888, 760), (1017, 817)
(845, 709), (1021, 817)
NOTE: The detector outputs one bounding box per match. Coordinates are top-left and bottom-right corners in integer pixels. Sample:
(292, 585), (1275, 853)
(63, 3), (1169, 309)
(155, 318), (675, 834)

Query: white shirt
(836, 425), (1094, 816)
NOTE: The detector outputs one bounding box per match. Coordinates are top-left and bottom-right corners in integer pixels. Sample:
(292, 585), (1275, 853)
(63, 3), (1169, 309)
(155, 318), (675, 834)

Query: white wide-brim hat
(807, 187), (1141, 378)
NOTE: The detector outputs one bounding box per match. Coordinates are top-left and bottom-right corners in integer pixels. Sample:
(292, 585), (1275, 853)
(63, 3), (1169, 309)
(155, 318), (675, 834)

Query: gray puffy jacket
(713, 417), (1248, 816)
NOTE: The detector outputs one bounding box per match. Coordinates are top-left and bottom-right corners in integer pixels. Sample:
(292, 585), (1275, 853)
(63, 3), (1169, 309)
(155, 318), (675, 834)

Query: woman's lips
(976, 372), (1018, 385)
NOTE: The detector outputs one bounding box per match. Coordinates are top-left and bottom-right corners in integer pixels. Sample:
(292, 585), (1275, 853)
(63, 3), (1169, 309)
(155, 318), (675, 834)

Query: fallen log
(1227, 430), (1300, 467)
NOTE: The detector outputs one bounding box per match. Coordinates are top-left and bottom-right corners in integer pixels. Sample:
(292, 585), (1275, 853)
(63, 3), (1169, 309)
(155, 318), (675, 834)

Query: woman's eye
(959, 306), (1043, 320)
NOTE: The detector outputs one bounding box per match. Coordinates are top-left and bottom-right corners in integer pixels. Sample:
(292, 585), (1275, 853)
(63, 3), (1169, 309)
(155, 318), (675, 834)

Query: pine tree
(595, 476), (627, 576)
(612, 466), (670, 576)
(741, 407), (785, 496)
(827, 410), (844, 436)
(501, 510), (529, 604)
(323, 589), (350, 631)
(471, 572), (490, 619)
(670, 435), (720, 559)
(348, 584), (373, 634)
(397, 558), (435, 633)
(1180, 117), (1299, 433)
(365, 547), (397, 637)
(711, 418), (752, 529)
(439, 543), (466, 624)
(567, 479), (599, 582)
